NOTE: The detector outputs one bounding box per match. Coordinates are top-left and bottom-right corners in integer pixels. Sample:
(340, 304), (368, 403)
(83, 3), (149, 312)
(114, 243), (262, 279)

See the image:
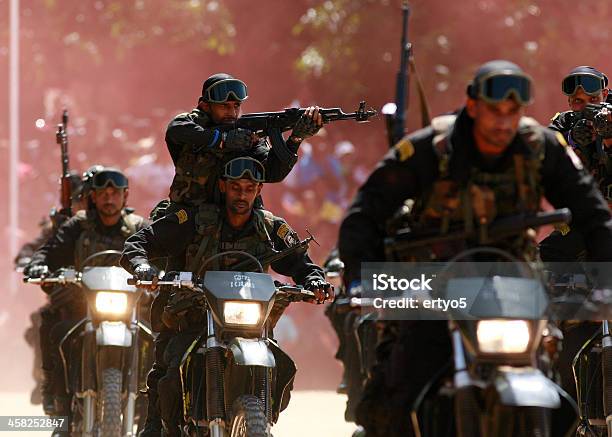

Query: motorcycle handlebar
(127, 278), (197, 289)
(128, 276), (329, 302)
(24, 276), (79, 285)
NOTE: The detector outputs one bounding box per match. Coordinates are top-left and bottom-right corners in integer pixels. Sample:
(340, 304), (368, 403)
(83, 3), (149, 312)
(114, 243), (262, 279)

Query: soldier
(24, 167), (148, 422)
(137, 74), (323, 437)
(18, 170), (85, 406)
(541, 67), (612, 430)
(541, 66), (612, 262)
(338, 60), (612, 436)
(156, 72), (323, 216)
(14, 171), (86, 271)
(121, 157), (332, 436)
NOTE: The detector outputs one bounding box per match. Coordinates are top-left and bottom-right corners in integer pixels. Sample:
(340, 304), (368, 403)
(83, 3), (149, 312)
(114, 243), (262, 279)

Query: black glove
(570, 119), (596, 147)
(306, 279), (334, 304)
(25, 264), (49, 279)
(134, 263), (159, 282)
(291, 113), (321, 140)
(223, 128), (254, 150)
(594, 110), (612, 139)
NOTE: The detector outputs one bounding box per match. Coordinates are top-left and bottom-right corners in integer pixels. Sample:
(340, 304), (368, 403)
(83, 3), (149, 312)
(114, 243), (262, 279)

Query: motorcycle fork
(123, 313), (139, 437)
(206, 311), (226, 437)
(81, 321), (96, 437)
(255, 325), (272, 423)
(450, 321), (483, 437)
(601, 320), (612, 436)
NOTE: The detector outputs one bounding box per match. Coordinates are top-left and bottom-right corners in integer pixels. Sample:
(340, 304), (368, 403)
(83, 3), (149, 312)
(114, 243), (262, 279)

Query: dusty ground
(0, 391), (357, 437)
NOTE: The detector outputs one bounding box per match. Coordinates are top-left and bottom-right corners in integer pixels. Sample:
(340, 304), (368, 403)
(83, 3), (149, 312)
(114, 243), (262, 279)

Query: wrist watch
(289, 135), (303, 143)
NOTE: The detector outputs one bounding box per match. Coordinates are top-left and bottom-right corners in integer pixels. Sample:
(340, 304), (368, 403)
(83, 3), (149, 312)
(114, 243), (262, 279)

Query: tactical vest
(168, 110), (225, 204)
(408, 115), (545, 258)
(185, 204), (277, 276)
(74, 209), (144, 270)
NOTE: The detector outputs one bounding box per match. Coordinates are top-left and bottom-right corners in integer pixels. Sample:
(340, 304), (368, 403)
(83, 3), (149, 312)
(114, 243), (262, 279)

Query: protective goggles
(92, 170), (129, 190)
(472, 72), (533, 105)
(562, 73), (605, 96)
(223, 157), (265, 182)
(203, 79), (248, 103)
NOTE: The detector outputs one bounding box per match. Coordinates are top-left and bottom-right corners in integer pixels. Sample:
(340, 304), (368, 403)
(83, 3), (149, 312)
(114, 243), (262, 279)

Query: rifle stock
(230, 235), (315, 272)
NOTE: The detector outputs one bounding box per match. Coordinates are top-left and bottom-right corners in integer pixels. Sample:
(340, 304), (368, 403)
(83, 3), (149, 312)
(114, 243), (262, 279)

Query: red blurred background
(0, 0), (610, 392)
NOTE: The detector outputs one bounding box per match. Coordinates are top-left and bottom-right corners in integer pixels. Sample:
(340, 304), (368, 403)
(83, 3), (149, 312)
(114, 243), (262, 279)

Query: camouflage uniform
(152, 109), (300, 219)
(338, 107), (612, 436)
(27, 209), (147, 414)
(121, 204), (324, 436)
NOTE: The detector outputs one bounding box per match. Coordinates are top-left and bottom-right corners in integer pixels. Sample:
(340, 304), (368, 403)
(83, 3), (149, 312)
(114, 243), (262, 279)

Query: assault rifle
(219, 101), (376, 137)
(56, 110), (72, 216)
(384, 209), (571, 260)
(383, 1), (411, 148)
(230, 231), (318, 272)
(567, 102), (612, 136)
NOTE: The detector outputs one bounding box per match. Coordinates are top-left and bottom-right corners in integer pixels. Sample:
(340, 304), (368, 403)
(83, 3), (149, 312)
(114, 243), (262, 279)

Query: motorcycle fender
(229, 338), (275, 367)
(96, 321), (132, 347)
(493, 367), (560, 408)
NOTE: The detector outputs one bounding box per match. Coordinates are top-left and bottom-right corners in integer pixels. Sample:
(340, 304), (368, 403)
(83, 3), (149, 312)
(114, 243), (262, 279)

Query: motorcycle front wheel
(99, 367), (123, 437)
(229, 395), (268, 437)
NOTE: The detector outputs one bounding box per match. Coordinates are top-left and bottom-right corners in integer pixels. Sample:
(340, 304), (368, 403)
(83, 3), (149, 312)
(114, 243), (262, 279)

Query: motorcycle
(547, 268), (612, 437)
(406, 247), (569, 437)
(26, 250), (154, 437)
(378, 209), (580, 437)
(130, 251), (323, 437)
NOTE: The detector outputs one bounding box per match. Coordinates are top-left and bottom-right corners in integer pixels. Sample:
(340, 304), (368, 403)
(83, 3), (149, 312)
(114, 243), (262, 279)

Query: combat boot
(139, 390), (162, 437)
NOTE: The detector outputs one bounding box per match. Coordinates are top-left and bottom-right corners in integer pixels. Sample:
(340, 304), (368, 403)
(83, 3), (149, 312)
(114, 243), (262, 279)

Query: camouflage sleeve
(28, 215), (84, 271)
(165, 112), (223, 164)
(540, 129), (612, 260)
(338, 129), (436, 286)
(120, 208), (196, 274)
(14, 230), (52, 268)
(269, 218), (324, 285)
(250, 136), (297, 183)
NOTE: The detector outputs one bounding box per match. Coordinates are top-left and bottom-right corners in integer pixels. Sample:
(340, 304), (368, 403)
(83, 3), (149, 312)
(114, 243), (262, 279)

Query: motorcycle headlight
(223, 301), (261, 326)
(477, 320), (531, 354)
(95, 292), (128, 315)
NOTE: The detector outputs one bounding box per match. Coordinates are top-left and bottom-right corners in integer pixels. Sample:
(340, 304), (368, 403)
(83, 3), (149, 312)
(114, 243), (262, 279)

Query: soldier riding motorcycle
(120, 157), (332, 436)
(26, 252), (154, 437)
(131, 245), (331, 437)
(24, 167), (149, 436)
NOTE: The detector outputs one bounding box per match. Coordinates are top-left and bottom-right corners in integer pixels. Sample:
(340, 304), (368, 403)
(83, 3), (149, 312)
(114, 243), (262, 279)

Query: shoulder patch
(394, 138), (415, 162)
(277, 222), (299, 246)
(555, 131), (569, 148)
(175, 209), (189, 224)
(277, 223), (291, 239)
